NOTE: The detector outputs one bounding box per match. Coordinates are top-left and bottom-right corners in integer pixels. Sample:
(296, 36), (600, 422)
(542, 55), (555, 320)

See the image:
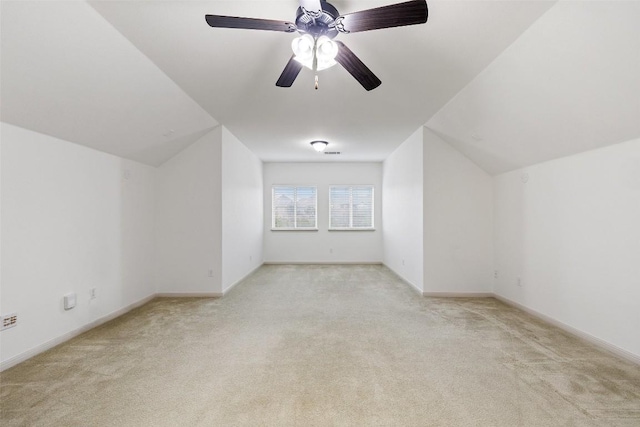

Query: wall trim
(222, 263), (263, 296)
(382, 263), (422, 294)
(494, 294), (640, 366)
(0, 293), (156, 372)
(264, 261), (383, 265)
(155, 293), (222, 298)
(423, 292), (493, 298)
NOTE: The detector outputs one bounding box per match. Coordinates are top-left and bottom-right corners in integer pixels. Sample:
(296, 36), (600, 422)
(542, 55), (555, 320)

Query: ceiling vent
(324, 151), (341, 155)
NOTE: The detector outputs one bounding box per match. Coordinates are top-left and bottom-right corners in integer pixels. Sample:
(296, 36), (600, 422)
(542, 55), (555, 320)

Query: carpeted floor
(1, 264), (639, 426)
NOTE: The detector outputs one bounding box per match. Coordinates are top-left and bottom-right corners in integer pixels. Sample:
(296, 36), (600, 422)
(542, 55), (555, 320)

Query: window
(272, 186), (317, 230)
(329, 185), (374, 230)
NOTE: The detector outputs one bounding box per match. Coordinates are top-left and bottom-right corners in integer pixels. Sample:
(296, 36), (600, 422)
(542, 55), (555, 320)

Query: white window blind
(272, 186), (317, 229)
(329, 186), (374, 229)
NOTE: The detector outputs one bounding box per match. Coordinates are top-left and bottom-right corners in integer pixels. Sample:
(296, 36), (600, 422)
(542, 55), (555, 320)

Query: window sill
(328, 228), (376, 232)
(271, 228), (319, 232)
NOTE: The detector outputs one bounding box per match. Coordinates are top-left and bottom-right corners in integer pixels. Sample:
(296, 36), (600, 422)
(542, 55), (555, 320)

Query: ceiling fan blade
(205, 15), (296, 33)
(334, 42), (381, 91)
(335, 0), (428, 34)
(276, 56), (304, 88)
(299, 0), (323, 14)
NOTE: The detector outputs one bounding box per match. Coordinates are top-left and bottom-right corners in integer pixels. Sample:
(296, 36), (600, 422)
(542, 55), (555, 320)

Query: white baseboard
(4, 277), (637, 372)
(0, 294), (156, 372)
(222, 263), (263, 296)
(494, 294), (640, 366)
(155, 293), (222, 298)
(423, 292), (493, 297)
(382, 263), (423, 294)
(0, 265), (268, 371)
(264, 261), (383, 265)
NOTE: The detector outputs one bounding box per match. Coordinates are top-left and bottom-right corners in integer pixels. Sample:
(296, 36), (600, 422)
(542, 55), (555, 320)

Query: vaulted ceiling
(1, 1), (639, 173)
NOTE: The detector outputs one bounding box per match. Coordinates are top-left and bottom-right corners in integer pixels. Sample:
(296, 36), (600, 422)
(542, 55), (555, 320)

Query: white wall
(423, 128), (494, 294)
(382, 128), (424, 291)
(221, 127), (263, 292)
(263, 162), (382, 263)
(156, 126), (263, 295)
(156, 127), (222, 294)
(1, 123), (156, 365)
(493, 138), (640, 358)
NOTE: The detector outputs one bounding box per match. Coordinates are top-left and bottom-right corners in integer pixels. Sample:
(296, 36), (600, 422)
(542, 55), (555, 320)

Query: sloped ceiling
(427, 1), (640, 174)
(2, 1), (638, 172)
(0, 0), (218, 166)
(89, 0), (554, 163)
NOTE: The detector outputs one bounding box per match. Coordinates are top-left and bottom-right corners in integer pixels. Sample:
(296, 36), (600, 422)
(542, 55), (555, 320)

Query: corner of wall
(422, 128), (494, 294)
(382, 126), (425, 292)
(219, 127), (264, 290)
(155, 127), (223, 295)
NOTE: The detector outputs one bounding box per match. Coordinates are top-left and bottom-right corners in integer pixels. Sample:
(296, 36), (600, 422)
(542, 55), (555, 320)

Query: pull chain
(313, 36), (319, 90)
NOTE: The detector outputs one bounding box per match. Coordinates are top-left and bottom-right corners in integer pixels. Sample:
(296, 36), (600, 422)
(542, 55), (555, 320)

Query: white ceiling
(0, 0), (218, 166)
(1, 1), (638, 173)
(427, 1), (640, 174)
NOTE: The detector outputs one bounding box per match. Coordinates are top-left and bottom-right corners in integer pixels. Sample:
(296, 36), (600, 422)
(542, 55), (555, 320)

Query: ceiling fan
(205, 0), (428, 91)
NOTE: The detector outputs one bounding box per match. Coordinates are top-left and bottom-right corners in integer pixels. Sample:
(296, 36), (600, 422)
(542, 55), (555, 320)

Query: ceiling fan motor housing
(295, 2), (339, 39)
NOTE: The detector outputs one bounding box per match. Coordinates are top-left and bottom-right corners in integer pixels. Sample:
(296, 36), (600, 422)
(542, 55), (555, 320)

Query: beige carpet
(1, 264), (639, 426)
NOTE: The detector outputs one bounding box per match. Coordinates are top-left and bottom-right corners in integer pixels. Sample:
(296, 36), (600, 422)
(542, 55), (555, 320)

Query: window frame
(328, 185), (375, 231)
(271, 185), (318, 231)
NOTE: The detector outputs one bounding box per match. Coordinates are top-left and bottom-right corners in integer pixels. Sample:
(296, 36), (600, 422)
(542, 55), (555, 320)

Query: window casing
(272, 186), (317, 230)
(329, 185), (374, 230)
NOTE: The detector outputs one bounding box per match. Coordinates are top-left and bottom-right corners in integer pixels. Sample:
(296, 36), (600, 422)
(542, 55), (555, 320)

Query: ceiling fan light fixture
(310, 140), (329, 152)
(206, 0), (429, 90)
(292, 34), (338, 71)
(316, 36), (338, 61)
(291, 34), (315, 61)
(293, 55), (336, 71)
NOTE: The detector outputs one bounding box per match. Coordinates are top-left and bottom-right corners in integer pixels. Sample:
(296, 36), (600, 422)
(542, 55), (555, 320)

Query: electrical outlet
(249, 255), (252, 262)
(494, 270), (498, 279)
(402, 259), (405, 266)
(90, 288), (97, 300)
(329, 248), (333, 254)
(208, 269), (214, 278)
(1, 313), (18, 331)
(517, 276), (522, 287)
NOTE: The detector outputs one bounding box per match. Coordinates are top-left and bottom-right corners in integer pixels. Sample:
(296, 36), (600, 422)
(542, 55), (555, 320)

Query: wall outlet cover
(64, 293), (77, 310)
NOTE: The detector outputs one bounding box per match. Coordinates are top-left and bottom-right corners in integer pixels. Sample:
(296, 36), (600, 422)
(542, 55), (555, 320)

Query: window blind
(329, 186), (374, 229)
(272, 186), (317, 229)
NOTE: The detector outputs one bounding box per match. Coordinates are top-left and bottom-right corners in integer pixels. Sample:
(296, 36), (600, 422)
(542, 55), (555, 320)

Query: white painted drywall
(427, 1), (640, 175)
(382, 128), (424, 291)
(155, 127), (222, 294)
(263, 162), (382, 263)
(493, 138), (640, 358)
(1, 0), (217, 167)
(0, 123), (156, 364)
(221, 128), (263, 292)
(423, 129), (494, 294)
